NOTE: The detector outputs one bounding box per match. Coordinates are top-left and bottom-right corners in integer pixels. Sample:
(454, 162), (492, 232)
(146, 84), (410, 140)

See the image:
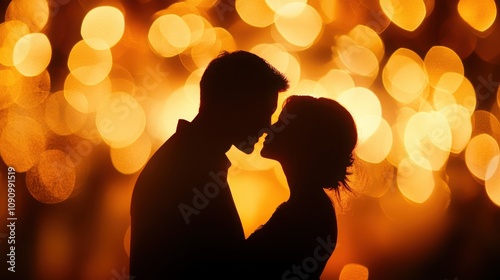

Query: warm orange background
(1, 0), (500, 279)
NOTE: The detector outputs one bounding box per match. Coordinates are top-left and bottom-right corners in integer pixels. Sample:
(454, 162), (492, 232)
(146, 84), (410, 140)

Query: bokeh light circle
(424, 46), (464, 89)
(149, 87), (199, 142)
(465, 133), (499, 181)
(68, 40), (113, 85)
(26, 149), (76, 204)
(0, 20), (30, 66)
(348, 25), (385, 62)
(338, 44), (379, 77)
(274, 3), (323, 48)
(339, 263), (369, 280)
(96, 92), (146, 148)
(0, 115), (46, 172)
(458, 0), (497, 32)
(336, 87), (382, 144)
(182, 14), (205, 46)
(45, 91), (88, 136)
(5, 0), (49, 32)
(485, 156), (500, 207)
(12, 70), (51, 108)
(404, 111), (452, 171)
(236, 0), (275, 28)
(13, 33), (52, 77)
(438, 104), (472, 154)
(81, 6), (125, 50)
(380, 0), (426, 31)
(397, 157), (435, 203)
(64, 73), (112, 113)
(148, 14), (191, 57)
(383, 48), (428, 104)
(318, 69), (355, 99)
(355, 117), (393, 163)
(110, 133), (152, 174)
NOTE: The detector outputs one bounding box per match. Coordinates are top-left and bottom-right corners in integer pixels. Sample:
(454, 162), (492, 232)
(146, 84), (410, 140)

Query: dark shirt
(246, 193), (337, 280)
(130, 120), (245, 279)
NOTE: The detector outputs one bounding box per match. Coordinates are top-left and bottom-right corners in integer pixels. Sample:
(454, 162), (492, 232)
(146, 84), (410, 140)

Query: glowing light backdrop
(0, 0), (500, 279)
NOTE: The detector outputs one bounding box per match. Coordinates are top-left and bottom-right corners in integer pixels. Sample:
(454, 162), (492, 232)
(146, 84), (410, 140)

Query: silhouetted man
(130, 51), (289, 279)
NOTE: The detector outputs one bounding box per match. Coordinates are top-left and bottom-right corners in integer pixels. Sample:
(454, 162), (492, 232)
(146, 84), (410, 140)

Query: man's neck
(190, 114), (233, 154)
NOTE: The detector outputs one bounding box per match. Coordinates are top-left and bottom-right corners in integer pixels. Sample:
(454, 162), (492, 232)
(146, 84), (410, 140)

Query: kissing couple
(130, 51), (357, 279)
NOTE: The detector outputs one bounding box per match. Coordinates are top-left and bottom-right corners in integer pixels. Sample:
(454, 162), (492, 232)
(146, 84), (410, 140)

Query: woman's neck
(281, 161), (326, 202)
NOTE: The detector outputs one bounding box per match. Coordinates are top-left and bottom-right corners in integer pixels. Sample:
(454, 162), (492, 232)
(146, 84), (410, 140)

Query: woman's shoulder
(248, 193), (336, 238)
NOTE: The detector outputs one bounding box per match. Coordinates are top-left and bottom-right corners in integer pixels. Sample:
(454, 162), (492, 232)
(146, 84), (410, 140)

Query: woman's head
(261, 95), (357, 193)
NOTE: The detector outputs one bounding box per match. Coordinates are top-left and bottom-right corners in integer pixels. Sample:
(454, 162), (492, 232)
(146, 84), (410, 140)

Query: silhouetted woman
(245, 95), (357, 279)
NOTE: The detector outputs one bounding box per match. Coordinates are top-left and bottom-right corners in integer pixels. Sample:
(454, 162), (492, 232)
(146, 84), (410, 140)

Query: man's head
(199, 51), (289, 153)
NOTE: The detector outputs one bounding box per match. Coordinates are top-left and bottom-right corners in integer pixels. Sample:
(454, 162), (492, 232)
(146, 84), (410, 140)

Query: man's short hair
(199, 51), (289, 111)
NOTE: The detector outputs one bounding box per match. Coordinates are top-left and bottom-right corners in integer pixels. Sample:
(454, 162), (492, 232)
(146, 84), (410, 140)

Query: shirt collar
(175, 119), (231, 168)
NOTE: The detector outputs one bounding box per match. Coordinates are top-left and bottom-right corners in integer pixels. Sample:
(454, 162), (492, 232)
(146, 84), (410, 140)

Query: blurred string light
(380, 0), (426, 32)
(334, 24), (384, 85)
(0, 20), (30, 66)
(64, 74), (112, 113)
(336, 87), (382, 144)
(5, 0), (49, 32)
(273, 3), (323, 48)
(235, 0), (275, 28)
(486, 158), (500, 206)
(26, 149), (76, 204)
(95, 92), (147, 148)
(67, 40), (113, 85)
(465, 133), (499, 181)
(13, 33), (51, 77)
(397, 157), (435, 203)
(0, 115), (46, 172)
(457, 0), (497, 32)
(110, 133), (152, 174)
(44, 90), (88, 136)
(383, 48), (428, 104)
(11, 70), (51, 108)
(404, 111), (452, 171)
(424, 46), (464, 89)
(148, 14), (192, 57)
(81, 6), (125, 50)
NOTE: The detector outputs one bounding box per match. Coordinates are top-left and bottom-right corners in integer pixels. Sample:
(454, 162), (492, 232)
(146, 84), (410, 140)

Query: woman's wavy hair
(282, 95), (357, 196)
